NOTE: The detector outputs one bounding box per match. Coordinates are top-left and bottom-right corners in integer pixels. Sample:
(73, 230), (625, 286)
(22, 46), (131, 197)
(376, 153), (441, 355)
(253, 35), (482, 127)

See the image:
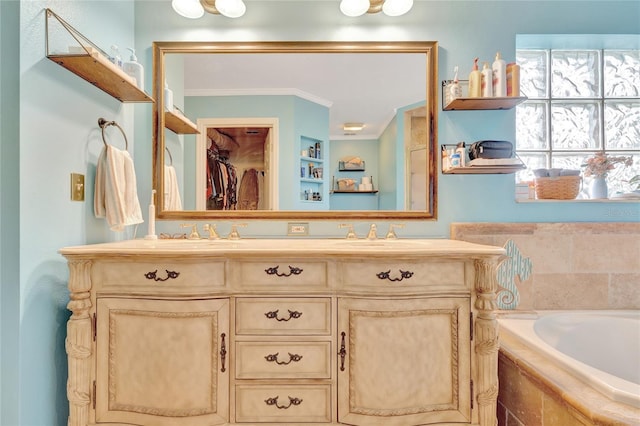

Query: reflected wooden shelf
(442, 165), (526, 174)
(46, 9), (154, 103)
(332, 190), (379, 194)
(165, 111), (199, 134)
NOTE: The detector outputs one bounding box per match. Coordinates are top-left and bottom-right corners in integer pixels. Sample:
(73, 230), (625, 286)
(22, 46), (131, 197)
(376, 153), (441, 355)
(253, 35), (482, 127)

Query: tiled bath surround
(451, 222), (640, 310)
(452, 223), (640, 426)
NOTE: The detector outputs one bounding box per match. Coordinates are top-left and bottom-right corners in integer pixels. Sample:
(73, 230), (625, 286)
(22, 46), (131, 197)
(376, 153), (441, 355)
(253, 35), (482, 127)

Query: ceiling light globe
(172, 0), (205, 18)
(340, 0), (370, 17)
(382, 0), (413, 16)
(215, 0), (246, 18)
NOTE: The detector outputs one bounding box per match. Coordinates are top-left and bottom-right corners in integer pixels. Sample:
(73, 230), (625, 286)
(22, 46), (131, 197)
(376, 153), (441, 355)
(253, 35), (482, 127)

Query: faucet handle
(386, 224), (405, 239)
(203, 224), (220, 240)
(339, 223), (358, 239)
(181, 223), (201, 240)
(228, 223), (247, 240)
(366, 224), (378, 240)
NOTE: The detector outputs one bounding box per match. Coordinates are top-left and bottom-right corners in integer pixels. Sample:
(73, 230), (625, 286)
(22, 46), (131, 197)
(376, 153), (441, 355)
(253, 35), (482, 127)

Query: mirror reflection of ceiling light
(172, 0), (246, 18)
(343, 122), (365, 132)
(340, 0), (413, 17)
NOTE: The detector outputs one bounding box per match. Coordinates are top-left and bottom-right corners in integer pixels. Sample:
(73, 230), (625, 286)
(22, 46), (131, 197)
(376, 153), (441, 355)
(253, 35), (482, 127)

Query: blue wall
(0, 1), (638, 425)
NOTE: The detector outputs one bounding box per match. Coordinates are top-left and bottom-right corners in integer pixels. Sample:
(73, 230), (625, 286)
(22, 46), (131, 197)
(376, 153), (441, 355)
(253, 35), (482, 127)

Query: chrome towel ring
(98, 117), (128, 150)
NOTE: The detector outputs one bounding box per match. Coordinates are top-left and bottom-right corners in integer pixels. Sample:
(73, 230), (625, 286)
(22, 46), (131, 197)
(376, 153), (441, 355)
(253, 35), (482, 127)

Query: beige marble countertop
(60, 238), (506, 257)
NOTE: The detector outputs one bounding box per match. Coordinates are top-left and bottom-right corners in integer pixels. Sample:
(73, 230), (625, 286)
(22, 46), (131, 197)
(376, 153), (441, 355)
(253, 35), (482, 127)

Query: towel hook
(98, 118), (128, 150)
(165, 146), (173, 165)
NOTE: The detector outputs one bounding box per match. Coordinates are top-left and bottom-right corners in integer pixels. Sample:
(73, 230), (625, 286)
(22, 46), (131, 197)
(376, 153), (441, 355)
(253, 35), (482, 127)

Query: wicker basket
(534, 175), (582, 200)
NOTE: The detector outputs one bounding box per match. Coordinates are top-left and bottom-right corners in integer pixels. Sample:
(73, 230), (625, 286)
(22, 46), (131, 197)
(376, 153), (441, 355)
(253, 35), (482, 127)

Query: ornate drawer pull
(220, 333), (227, 373)
(376, 269), (414, 282)
(338, 331), (347, 371)
(264, 352), (303, 365)
(264, 396), (303, 409)
(143, 269), (180, 282)
(264, 309), (303, 322)
(264, 265), (304, 277)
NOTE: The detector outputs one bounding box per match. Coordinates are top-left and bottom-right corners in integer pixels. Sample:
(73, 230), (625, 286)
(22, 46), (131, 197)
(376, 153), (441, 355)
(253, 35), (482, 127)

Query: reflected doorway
(196, 118), (279, 211)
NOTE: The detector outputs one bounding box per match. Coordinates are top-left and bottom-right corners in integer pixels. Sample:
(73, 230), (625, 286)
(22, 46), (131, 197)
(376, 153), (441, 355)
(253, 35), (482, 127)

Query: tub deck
(498, 316), (640, 426)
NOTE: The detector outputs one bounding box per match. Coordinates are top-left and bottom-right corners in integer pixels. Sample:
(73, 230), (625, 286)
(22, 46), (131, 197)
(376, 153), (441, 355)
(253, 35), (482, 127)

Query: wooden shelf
(45, 9), (153, 103)
(47, 54), (153, 103)
(443, 96), (527, 111)
(165, 110), (199, 134)
(441, 80), (526, 110)
(442, 164), (526, 174)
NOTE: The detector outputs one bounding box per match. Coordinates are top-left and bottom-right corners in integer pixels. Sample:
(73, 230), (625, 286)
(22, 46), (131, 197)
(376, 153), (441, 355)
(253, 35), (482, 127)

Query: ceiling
(182, 52), (427, 139)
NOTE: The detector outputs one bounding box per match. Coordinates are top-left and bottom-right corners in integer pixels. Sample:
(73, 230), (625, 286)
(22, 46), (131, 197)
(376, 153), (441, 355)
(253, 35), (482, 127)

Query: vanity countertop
(59, 238), (505, 257)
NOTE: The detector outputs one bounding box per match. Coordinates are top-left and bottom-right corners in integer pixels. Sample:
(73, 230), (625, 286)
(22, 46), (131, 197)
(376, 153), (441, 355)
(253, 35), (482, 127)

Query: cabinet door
(337, 297), (471, 425)
(95, 298), (230, 426)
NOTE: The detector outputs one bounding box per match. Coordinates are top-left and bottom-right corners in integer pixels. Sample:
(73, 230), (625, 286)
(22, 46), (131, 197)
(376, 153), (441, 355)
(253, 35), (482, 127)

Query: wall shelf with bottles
(165, 110), (199, 134)
(441, 80), (526, 111)
(338, 160), (365, 172)
(441, 144), (526, 174)
(45, 8), (153, 103)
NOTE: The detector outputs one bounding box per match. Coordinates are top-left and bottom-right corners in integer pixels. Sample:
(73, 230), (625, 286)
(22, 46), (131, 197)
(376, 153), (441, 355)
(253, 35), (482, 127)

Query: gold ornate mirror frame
(152, 41), (438, 220)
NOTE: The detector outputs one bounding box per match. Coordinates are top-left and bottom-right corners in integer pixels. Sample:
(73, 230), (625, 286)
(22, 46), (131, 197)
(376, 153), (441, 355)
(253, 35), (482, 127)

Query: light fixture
(339, 0), (413, 17)
(343, 122), (365, 132)
(173, 0), (246, 18)
(172, 0), (204, 19)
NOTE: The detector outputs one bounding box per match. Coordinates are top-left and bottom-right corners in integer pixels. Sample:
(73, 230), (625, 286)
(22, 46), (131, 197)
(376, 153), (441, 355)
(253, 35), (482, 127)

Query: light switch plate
(287, 222), (309, 236)
(70, 173), (85, 201)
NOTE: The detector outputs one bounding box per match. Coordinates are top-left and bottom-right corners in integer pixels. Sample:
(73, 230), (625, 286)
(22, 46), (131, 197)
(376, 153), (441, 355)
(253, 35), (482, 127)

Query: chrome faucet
(228, 223), (247, 240)
(181, 224), (201, 240)
(386, 224), (405, 239)
(339, 223), (358, 239)
(366, 224), (378, 240)
(203, 224), (220, 240)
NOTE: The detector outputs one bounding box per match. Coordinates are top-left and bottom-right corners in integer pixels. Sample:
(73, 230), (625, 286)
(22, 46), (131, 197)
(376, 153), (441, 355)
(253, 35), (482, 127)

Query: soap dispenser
(481, 61), (493, 97)
(492, 52), (507, 97)
(109, 45), (122, 68)
(123, 47), (144, 91)
(468, 58), (482, 98)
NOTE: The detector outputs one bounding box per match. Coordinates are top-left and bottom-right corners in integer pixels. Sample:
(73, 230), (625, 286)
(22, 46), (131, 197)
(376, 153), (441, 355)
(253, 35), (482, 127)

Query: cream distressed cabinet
(60, 239), (504, 426)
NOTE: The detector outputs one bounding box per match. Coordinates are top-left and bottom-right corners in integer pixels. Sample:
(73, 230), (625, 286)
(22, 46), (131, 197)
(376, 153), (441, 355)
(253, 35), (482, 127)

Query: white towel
(94, 145), (143, 231)
(164, 165), (183, 210)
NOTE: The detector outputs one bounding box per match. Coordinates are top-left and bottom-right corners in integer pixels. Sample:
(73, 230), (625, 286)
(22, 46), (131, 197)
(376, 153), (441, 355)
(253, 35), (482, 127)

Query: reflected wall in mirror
(153, 41), (438, 220)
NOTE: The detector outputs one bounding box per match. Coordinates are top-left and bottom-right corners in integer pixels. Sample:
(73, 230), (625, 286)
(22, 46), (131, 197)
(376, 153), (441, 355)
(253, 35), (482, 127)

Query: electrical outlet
(287, 222), (309, 236)
(70, 173), (85, 202)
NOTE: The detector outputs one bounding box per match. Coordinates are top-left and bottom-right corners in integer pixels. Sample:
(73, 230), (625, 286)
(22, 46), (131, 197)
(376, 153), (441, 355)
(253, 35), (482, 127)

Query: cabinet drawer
(235, 341), (331, 379)
(233, 260), (328, 288)
(93, 260), (225, 294)
(235, 298), (331, 335)
(340, 260), (466, 289)
(235, 384), (331, 423)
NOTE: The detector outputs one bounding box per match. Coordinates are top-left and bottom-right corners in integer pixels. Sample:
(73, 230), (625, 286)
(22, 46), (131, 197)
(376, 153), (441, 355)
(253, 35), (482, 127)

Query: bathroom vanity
(60, 238), (504, 426)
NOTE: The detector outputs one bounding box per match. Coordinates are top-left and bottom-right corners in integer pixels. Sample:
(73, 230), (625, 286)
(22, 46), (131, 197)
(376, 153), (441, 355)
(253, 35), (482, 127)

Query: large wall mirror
(152, 41), (438, 220)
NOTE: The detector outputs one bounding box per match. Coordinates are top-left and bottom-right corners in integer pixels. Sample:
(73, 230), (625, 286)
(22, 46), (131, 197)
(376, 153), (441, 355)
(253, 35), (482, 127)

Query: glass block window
(516, 49), (640, 195)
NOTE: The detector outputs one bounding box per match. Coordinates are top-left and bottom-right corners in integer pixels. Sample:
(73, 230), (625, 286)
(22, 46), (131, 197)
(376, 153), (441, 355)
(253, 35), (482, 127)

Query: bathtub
(498, 310), (640, 409)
